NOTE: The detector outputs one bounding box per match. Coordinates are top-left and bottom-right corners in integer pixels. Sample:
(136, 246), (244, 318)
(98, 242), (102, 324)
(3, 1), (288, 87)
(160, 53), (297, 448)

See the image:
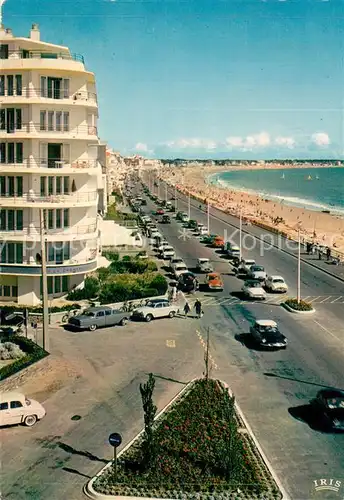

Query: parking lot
(1, 314), (204, 500)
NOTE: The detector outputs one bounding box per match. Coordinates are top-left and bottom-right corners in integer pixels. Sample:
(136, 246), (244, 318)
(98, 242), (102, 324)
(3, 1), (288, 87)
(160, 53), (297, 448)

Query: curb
(84, 378), (288, 500)
(220, 381), (290, 500)
(84, 380), (193, 500)
(281, 302), (316, 314)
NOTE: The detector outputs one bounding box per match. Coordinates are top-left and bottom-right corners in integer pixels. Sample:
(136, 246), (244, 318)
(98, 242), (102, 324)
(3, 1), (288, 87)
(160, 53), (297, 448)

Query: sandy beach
(159, 164), (344, 256)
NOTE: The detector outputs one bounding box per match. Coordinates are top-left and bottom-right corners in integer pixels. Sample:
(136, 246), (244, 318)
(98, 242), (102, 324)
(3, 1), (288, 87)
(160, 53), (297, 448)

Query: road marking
(312, 320), (344, 346)
(195, 329), (219, 370)
(307, 296), (322, 303)
(330, 295), (343, 303)
(166, 340), (176, 348)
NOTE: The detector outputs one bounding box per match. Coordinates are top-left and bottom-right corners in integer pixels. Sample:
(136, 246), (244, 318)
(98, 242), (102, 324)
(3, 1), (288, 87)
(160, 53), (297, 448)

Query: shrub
(285, 298), (313, 311)
(67, 277), (100, 300)
(0, 342), (25, 360)
(102, 250), (120, 262)
(0, 336), (48, 381)
(149, 274), (168, 295)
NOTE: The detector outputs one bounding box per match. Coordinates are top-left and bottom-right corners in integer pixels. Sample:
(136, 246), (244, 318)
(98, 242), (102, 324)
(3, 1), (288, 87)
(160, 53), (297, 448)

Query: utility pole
(239, 208), (243, 260)
(297, 226), (301, 304)
(165, 184), (168, 202)
(40, 209), (49, 352)
(188, 192), (191, 219)
(174, 184), (177, 211)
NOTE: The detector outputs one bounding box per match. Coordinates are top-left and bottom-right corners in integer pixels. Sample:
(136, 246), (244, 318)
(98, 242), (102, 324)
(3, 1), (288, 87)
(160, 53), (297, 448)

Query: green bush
(102, 250), (120, 261)
(0, 336), (48, 381)
(285, 298), (313, 311)
(149, 274), (168, 295)
(67, 277), (100, 301)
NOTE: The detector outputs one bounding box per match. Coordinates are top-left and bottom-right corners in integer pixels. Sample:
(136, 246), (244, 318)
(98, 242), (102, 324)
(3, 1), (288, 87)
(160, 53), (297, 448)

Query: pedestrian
(318, 248), (322, 260)
(326, 247), (331, 261)
(194, 299), (202, 319)
(183, 302), (191, 318)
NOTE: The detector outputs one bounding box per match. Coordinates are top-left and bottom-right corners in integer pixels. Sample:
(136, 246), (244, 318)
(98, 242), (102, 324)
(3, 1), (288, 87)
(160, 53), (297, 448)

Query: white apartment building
(0, 23), (106, 305)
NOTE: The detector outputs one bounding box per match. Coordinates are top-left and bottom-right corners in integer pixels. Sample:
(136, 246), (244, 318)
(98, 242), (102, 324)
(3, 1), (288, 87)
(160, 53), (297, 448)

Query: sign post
(108, 432), (122, 482)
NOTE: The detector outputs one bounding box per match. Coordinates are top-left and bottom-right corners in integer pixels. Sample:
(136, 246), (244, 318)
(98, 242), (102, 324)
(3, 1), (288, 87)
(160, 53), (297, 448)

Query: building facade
(0, 23), (105, 305)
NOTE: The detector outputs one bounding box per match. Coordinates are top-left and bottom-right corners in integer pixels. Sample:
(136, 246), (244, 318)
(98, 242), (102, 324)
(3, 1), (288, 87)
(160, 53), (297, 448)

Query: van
(0, 392), (46, 427)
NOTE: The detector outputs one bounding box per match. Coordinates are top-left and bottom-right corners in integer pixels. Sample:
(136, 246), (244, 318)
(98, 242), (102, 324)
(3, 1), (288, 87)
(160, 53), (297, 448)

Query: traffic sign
(109, 432), (122, 448)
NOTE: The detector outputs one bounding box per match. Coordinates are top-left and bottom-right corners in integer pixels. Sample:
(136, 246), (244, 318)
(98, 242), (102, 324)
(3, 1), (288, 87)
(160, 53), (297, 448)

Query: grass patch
(94, 378), (281, 499)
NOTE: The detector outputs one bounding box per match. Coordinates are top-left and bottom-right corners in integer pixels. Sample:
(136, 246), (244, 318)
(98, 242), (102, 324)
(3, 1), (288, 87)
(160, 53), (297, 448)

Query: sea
(208, 167), (344, 216)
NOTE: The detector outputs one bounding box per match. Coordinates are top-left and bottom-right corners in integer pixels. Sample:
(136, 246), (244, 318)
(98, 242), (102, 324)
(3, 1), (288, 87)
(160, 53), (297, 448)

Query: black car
(161, 215), (171, 224)
(312, 389), (344, 431)
(249, 320), (287, 349)
(177, 272), (199, 293)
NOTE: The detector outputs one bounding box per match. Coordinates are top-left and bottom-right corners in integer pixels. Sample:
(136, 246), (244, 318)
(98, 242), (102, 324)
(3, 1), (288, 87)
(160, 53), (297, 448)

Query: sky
(3, 0), (344, 159)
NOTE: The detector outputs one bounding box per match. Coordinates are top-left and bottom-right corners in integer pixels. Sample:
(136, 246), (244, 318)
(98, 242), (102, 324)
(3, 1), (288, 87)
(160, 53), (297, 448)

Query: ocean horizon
(208, 167), (344, 216)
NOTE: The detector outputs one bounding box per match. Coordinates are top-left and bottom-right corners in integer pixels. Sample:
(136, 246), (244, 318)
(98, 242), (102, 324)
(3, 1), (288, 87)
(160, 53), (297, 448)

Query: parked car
(213, 236), (225, 249)
(156, 208), (164, 215)
(236, 259), (256, 275)
(196, 257), (213, 273)
(162, 246), (175, 259)
(265, 275), (288, 293)
(165, 201), (172, 210)
(170, 257), (185, 271)
(187, 219), (198, 230)
(311, 389), (344, 431)
(248, 265), (267, 282)
(178, 272), (199, 293)
(201, 234), (218, 245)
(225, 242), (241, 259)
(161, 215), (171, 224)
(176, 211), (184, 221)
(157, 241), (170, 252)
(131, 299), (178, 322)
(174, 263), (188, 278)
(241, 280), (267, 300)
(249, 320), (287, 349)
(181, 213), (189, 223)
(68, 306), (130, 331)
(204, 272), (224, 291)
(0, 392), (46, 427)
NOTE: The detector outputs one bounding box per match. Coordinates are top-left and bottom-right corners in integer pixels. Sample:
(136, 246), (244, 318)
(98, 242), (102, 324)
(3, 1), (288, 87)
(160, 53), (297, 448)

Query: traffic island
(282, 298), (315, 314)
(85, 377), (285, 500)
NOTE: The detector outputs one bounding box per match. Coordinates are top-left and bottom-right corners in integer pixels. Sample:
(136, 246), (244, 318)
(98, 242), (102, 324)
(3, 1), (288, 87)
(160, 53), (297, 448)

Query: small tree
(139, 373), (157, 468)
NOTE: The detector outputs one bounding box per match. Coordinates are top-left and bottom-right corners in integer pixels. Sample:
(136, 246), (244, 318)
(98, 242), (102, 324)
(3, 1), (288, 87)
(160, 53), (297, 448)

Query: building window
(15, 75), (22, 96)
(0, 243), (23, 264)
(7, 75), (14, 96)
(44, 276), (69, 296)
(47, 242), (70, 263)
(0, 143), (24, 164)
(39, 176), (70, 196)
(63, 208), (69, 227)
(0, 176), (23, 197)
(0, 75), (22, 96)
(0, 75), (4, 96)
(40, 77), (70, 99)
(39, 110), (70, 132)
(45, 208), (69, 230)
(0, 109), (22, 132)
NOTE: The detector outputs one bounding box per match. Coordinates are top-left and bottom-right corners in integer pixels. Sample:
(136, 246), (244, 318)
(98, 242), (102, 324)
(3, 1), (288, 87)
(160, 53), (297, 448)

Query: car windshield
(84, 311), (96, 317)
(249, 281), (262, 288)
(273, 278), (285, 283)
(325, 398), (344, 409)
(258, 325), (278, 334)
(245, 261), (255, 266)
(253, 266), (264, 271)
(263, 331), (280, 341)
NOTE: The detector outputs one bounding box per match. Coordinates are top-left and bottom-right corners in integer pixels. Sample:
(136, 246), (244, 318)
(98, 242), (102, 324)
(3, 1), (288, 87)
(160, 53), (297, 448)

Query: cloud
(165, 138), (217, 150)
(134, 142), (149, 152)
(225, 132), (271, 150)
(274, 136), (295, 148)
(311, 132), (331, 147)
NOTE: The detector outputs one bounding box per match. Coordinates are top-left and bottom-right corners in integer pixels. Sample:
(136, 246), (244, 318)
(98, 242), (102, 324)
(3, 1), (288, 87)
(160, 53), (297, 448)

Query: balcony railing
(0, 123), (98, 136)
(0, 223), (98, 237)
(0, 191), (97, 205)
(2, 50), (84, 64)
(0, 88), (97, 103)
(28, 158), (99, 169)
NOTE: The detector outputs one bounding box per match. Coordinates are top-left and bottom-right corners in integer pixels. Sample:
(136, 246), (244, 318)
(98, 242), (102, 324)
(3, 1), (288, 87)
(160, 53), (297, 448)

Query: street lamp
(297, 223), (302, 303)
(239, 207), (243, 260)
(188, 192), (191, 219)
(207, 200), (210, 234)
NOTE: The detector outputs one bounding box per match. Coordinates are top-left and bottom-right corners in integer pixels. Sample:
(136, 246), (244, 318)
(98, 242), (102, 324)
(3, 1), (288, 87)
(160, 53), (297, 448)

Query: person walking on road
(183, 302), (191, 318)
(194, 299), (202, 319)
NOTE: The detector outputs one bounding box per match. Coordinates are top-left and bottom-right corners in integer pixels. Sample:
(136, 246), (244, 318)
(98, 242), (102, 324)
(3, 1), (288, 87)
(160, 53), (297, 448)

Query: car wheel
(120, 317), (128, 326)
(168, 311), (176, 318)
(89, 324), (97, 331)
(24, 414), (37, 427)
(145, 314), (153, 322)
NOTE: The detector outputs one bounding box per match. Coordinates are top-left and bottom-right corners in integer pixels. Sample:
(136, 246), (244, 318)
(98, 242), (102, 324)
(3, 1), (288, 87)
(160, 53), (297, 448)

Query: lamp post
(239, 207), (243, 260)
(188, 192), (191, 219)
(165, 184), (168, 202)
(297, 225), (301, 304)
(174, 183), (177, 211)
(207, 201), (210, 234)
(39, 209), (49, 352)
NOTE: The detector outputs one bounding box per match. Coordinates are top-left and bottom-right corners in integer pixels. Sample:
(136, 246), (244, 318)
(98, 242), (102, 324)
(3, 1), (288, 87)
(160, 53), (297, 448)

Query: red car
(156, 209), (164, 215)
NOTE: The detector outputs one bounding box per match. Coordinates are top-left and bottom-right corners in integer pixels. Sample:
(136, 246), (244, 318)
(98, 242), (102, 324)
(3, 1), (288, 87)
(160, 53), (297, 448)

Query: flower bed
(0, 335), (48, 381)
(93, 379), (282, 499)
(284, 298), (313, 312)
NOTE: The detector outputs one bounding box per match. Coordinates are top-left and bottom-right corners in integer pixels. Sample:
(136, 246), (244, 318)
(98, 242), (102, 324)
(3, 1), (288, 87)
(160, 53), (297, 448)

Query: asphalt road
(138, 176), (344, 500)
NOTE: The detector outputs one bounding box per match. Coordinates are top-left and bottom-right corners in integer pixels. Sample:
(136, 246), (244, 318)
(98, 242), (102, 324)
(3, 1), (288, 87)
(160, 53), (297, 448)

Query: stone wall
(0, 355), (50, 392)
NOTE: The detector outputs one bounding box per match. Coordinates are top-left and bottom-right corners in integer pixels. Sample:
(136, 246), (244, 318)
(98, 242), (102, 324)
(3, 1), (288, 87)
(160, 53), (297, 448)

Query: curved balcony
(0, 222), (98, 241)
(0, 88), (98, 107)
(0, 122), (98, 140)
(0, 259), (98, 276)
(0, 191), (98, 208)
(0, 50), (86, 72)
(0, 158), (99, 173)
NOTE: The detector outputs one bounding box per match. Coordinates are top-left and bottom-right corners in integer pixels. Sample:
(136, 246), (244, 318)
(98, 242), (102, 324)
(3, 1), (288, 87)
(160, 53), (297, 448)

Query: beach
(159, 164), (344, 256)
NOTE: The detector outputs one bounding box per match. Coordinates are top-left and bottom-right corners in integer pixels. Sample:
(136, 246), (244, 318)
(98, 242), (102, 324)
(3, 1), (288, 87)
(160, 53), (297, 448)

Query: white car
(181, 213), (189, 223)
(158, 241), (170, 252)
(248, 265), (267, 282)
(0, 392), (46, 427)
(174, 263), (188, 278)
(132, 299), (178, 322)
(242, 280), (267, 300)
(225, 243), (241, 259)
(170, 257), (185, 270)
(196, 258), (213, 273)
(265, 275), (288, 293)
(237, 259), (256, 274)
(162, 246), (175, 259)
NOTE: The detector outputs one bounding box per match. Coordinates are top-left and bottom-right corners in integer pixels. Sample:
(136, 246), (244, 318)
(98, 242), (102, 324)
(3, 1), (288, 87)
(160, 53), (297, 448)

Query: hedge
(0, 335), (48, 381)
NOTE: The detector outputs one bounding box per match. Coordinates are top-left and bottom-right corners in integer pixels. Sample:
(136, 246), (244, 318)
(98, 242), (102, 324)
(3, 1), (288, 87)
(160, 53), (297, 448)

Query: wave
(208, 175), (344, 216)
